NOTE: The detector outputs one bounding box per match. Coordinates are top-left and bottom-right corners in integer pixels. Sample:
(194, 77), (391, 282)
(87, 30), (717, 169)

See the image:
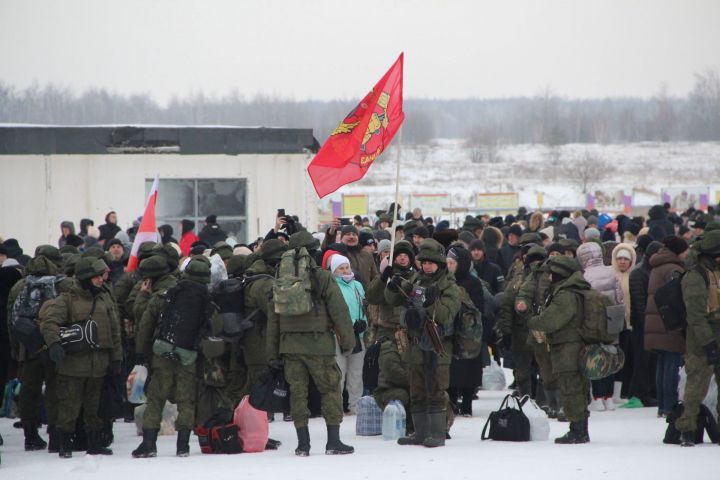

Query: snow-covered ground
(1, 372), (716, 479)
(332, 141), (720, 216)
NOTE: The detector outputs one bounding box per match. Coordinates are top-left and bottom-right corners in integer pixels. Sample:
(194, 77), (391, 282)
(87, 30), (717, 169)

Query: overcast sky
(1, 0), (718, 103)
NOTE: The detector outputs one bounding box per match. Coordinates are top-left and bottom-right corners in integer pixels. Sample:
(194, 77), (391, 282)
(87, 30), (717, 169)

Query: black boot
(422, 411), (447, 448)
(295, 426), (310, 457)
(176, 429), (191, 457)
(545, 390), (558, 419)
(47, 425), (59, 453)
(554, 418), (590, 444)
(23, 423), (47, 451)
(325, 425), (353, 455)
(132, 428), (158, 458)
(398, 412), (428, 445)
(87, 431), (113, 455)
(265, 438), (282, 450)
(680, 431), (696, 447)
(58, 431), (73, 459)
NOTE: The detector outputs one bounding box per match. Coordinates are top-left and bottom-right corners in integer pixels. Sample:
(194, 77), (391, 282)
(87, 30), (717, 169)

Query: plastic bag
(234, 395), (269, 452)
(126, 365), (148, 404)
(210, 254), (228, 287)
(134, 401), (178, 436)
(678, 369), (717, 422)
(520, 396), (550, 441)
(482, 359), (506, 391)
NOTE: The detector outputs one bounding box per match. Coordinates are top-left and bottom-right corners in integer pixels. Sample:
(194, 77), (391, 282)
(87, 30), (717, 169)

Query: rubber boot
(554, 417), (590, 444)
(47, 425), (59, 453)
(325, 425), (354, 455)
(132, 428), (158, 458)
(680, 431), (696, 447)
(422, 411), (447, 448)
(398, 412), (428, 446)
(176, 429), (191, 457)
(24, 423), (47, 451)
(87, 431), (113, 455)
(58, 431), (73, 459)
(295, 426), (310, 457)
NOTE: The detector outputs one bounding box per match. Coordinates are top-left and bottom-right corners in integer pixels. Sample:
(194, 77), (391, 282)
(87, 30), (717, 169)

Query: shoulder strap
(481, 414), (493, 440)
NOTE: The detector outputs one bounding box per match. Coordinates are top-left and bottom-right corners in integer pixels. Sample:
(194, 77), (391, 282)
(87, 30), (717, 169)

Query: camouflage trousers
(408, 355), (450, 413)
(144, 355), (197, 431)
(512, 327), (534, 387)
(533, 341), (558, 391)
(374, 387), (409, 412)
(675, 353), (720, 433)
(283, 354), (343, 428)
(19, 357), (58, 427)
(56, 375), (103, 433)
(550, 342), (588, 422)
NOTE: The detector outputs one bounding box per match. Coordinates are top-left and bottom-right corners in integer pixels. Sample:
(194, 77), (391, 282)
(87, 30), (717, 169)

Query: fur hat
(289, 231), (318, 250)
(138, 255), (170, 279)
(183, 257), (211, 284)
(662, 235), (689, 256)
(261, 239), (288, 261)
(340, 225), (359, 237)
(75, 258), (108, 281)
(508, 225), (523, 238)
(416, 239), (446, 265)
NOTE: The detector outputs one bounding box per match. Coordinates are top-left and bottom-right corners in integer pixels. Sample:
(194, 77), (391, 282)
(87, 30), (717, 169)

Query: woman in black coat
(446, 245), (485, 417)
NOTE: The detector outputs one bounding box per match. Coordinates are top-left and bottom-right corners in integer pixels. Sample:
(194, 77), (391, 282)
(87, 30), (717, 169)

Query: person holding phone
(321, 219), (378, 291)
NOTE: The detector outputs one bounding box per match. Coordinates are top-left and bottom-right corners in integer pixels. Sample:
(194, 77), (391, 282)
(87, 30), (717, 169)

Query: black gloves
(501, 334), (512, 351)
(381, 266), (393, 281)
(353, 320), (368, 335)
(48, 343), (65, 367)
(135, 353), (146, 367)
(703, 342), (720, 367)
(387, 274), (404, 292)
(423, 285), (439, 307)
(109, 360), (123, 376)
(404, 308), (424, 330)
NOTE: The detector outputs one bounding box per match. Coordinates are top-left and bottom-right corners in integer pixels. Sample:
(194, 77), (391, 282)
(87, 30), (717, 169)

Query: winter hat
(377, 239), (392, 255)
(416, 238), (446, 265)
(662, 235), (689, 256)
(519, 232), (541, 246)
(181, 219), (195, 234)
(183, 257), (211, 284)
(261, 239), (288, 261)
(2, 239), (23, 258)
(82, 247), (105, 259)
(138, 255), (170, 279)
(545, 255), (581, 278)
(546, 242), (565, 256)
(469, 239), (486, 252)
(289, 231), (318, 250)
(138, 241), (160, 261)
(59, 245), (79, 255)
(233, 245), (253, 256)
(211, 241), (233, 260)
(413, 226), (430, 239)
(626, 222), (642, 236)
(435, 220), (450, 232)
(584, 227), (601, 241)
(458, 231), (475, 245)
(447, 245), (472, 277)
(35, 245), (63, 268)
(330, 254), (351, 274)
(393, 240), (416, 264)
(61, 253), (81, 275)
(559, 238), (579, 253)
(65, 234), (84, 248)
(340, 225), (359, 237)
(525, 246), (548, 265)
(373, 229), (391, 241)
(359, 230), (376, 247)
(507, 225), (523, 238)
(106, 238), (124, 250)
(576, 242), (603, 269)
(462, 216), (483, 232)
(433, 229), (459, 250)
(698, 230), (720, 256)
(226, 254), (248, 277)
(615, 248), (633, 261)
(586, 215), (599, 226)
(540, 226), (555, 240)
(205, 215), (218, 224)
(160, 243), (180, 270)
(75, 257), (108, 281)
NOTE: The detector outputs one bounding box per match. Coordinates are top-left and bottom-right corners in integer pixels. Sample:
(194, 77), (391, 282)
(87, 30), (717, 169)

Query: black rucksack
(362, 340), (382, 391)
(157, 280), (213, 351)
(655, 267), (708, 332)
(211, 275), (273, 339)
(11, 275), (65, 354)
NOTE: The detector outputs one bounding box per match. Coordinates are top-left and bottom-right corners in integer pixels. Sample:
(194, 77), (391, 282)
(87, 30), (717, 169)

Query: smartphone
(277, 208), (286, 218)
(339, 217), (351, 226)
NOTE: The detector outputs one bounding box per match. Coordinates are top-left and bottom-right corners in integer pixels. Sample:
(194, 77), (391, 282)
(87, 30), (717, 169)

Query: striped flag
(126, 175), (160, 272)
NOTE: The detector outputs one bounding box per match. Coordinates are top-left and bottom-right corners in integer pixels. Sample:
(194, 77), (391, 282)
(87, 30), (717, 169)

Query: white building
(0, 125), (319, 251)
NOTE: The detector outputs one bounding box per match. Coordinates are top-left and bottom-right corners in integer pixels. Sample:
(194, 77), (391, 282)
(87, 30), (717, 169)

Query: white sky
(1, 0), (718, 103)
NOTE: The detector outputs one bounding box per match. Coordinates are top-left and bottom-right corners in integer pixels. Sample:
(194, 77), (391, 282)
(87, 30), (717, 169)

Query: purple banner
(586, 193), (595, 210)
(662, 192), (671, 204)
(700, 194), (709, 210)
(332, 200), (342, 217)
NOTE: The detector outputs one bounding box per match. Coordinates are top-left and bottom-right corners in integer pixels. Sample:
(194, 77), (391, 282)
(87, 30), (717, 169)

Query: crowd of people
(1, 201), (719, 462)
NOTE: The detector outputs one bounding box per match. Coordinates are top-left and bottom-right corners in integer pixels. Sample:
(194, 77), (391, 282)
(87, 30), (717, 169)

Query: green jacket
(242, 259), (275, 366)
(40, 282), (122, 377)
(682, 256), (720, 356)
(134, 274), (178, 358)
(366, 266), (415, 337)
(527, 271), (588, 346)
(496, 264), (531, 336)
(7, 256), (74, 361)
(114, 271), (138, 321)
(266, 263), (355, 362)
(384, 268), (461, 365)
(376, 338), (408, 390)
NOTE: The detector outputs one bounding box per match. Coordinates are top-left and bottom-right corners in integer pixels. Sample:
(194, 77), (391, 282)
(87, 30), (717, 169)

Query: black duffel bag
(481, 394), (530, 442)
(59, 298), (101, 354)
(249, 367), (290, 413)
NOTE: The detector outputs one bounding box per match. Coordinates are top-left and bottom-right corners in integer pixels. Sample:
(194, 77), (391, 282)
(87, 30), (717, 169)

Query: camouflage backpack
(273, 247), (315, 316)
(452, 289), (484, 360)
(11, 275), (65, 354)
(577, 288), (623, 345)
(579, 343), (625, 380)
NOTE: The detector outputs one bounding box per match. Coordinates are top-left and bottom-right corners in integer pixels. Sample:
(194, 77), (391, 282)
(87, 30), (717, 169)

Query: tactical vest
(157, 280), (212, 350)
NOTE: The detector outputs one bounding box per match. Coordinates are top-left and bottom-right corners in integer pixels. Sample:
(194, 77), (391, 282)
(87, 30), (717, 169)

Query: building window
(145, 178), (247, 244)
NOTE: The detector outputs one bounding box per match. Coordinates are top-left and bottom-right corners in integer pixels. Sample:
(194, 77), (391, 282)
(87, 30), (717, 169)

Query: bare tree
(464, 122), (500, 163)
(567, 150), (609, 195)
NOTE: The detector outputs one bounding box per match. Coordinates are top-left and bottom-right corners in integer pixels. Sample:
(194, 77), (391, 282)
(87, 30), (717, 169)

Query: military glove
(404, 308), (424, 330)
(422, 285), (439, 307)
(48, 343), (65, 368)
(387, 274), (404, 292)
(381, 265), (394, 282)
(703, 342), (720, 367)
(353, 320), (368, 335)
(109, 360), (123, 376)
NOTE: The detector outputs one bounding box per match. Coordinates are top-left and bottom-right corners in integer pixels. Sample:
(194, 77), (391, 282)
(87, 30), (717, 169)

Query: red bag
(233, 395), (269, 452)
(195, 424), (243, 454)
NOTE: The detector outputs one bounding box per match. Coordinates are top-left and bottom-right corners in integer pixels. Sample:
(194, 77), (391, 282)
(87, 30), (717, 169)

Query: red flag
(126, 176), (160, 272)
(308, 53), (405, 198)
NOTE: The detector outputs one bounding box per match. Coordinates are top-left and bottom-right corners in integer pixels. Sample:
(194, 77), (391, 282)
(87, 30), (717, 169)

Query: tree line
(1, 68), (718, 145)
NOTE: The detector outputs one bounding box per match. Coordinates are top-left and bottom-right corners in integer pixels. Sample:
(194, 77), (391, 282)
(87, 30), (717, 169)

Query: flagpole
(388, 127), (403, 265)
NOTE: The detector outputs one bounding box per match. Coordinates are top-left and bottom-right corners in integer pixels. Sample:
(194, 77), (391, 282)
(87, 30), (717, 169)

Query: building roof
(0, 124), (320, 155)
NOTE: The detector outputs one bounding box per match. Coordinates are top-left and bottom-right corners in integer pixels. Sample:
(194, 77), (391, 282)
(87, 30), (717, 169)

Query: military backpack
(577, 288), (624, 344)
(211, 274), (272, 339)
(452, 289), (484, 360)
(273, 247), (315, 316)
(11, 274), (65, 354)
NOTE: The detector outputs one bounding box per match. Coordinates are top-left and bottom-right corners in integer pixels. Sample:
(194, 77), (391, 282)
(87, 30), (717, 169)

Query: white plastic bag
(678, 368), (716, 421)
(134, 402), (178, 436)
(482, 359), (506, 391)
(521, 396), (550, 441)
(209, 254), (228, 286)
(126, 365), (148, 404)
